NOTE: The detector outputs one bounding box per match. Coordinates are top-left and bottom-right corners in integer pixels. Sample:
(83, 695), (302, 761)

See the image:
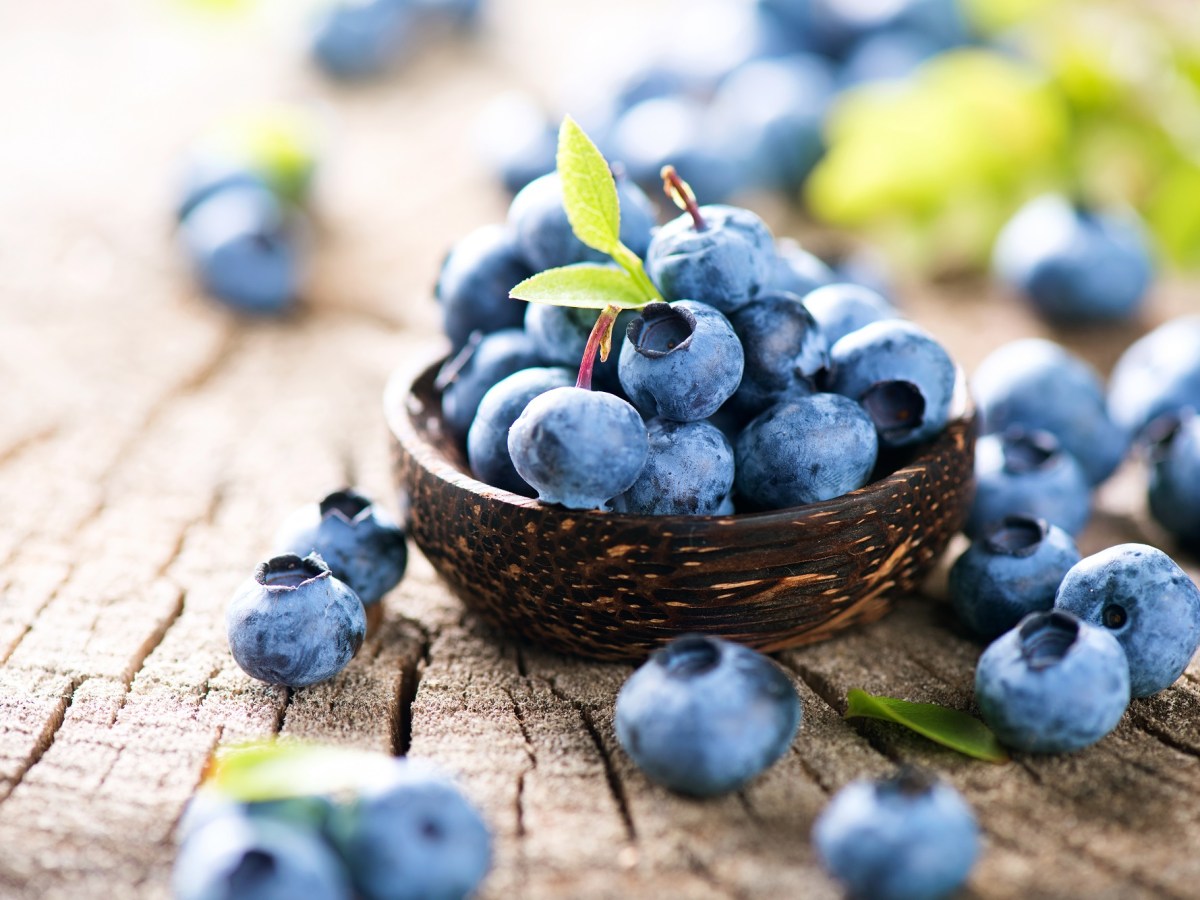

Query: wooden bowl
(386, 360), (976, 662)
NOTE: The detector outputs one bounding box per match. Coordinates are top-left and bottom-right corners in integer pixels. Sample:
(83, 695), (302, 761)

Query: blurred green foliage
(205, 107), (322, 205)
(808, 0), (1200, 272)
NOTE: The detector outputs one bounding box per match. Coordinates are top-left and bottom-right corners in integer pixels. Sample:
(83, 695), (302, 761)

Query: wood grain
(2, 1), (1200, 897)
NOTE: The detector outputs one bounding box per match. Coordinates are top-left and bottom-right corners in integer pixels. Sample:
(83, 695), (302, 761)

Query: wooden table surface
(3, 1), (1200, 897)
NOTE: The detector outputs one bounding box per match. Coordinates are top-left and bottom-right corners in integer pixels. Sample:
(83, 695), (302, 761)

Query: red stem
(576, 305), (621, 391)
(661, 165), (705, 231)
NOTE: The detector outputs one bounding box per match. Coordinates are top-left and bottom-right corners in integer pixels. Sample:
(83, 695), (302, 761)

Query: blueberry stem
(660, 165), (705, 231)
(576, 304), (621, 391)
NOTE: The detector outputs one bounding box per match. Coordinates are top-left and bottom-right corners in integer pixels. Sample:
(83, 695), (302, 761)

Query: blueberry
(812, 767), (980, 900)
(839, 28), (941, 87)
(975, 610), (1130, 753)
(508, 386), (648, 510)
(1147, 410), (1200, 548)
(327, 759), (491, 900)
(644, 205), (775, 315)
(466, 366), (575, 495)
(273, 489), (407, 608)
(765, 238), (836, 297)
(438, 328), (544, 441)
(993, 194), (1153, 323)
(831, 245), (895, 300)
(950, 515), (1081, 642)
(173, 809), (352, 900)
(309, 0), (413, 80)
(619, 301), (745, 422)
(735, 393), (878, 510)
(180, 185), (303, 315)
(608, 96), (745, 204)
(226, 554), (365, 688)
(412, 0), (482, 27)
(523, 300), (637, 395)
(473, 93), (556, 195)
(1054, 543), (1200, 697)
(615, 635), (801, 797)
(827, 319), (956, 448)
(729, 291), (829, 415)
(435, 224), (532, 351)
(708, 53), (835, 190)
(802, 283), (899, 347)
(966, 428), (1091, 538)
(1108, 315), (1200, 438)
(971, 338), (1128, 485)
(507, 172), (656, 272)
(612, 419), (735, 515)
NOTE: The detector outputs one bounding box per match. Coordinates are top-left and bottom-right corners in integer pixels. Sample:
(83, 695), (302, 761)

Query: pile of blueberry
(310, 0), (483, 81)
(175, 118), (316, 316)
(173, 752), (491, 900)
(479, 0), (975, 199)
(436, 147), (957, 514)
(226, 489), (408, 688)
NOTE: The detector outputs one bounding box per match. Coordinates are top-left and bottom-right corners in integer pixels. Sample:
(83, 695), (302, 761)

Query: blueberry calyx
(983, 515), (1049, 558)
(229, 850), (278, 893)
(628, 302), (695, 358)
(999, 428), (1059, 475)
(1102, 604), (1129, 630)
(256, 553), (330, 589)
(654, 634), (722, 679)
(1018, 610), (1080, 670)
(661, 164), (706, 231)
(880, 765), (936, 798)
(1143, 409), (1187, 461)
(860, 380), (925, 442)
(318, 488), (372, 523)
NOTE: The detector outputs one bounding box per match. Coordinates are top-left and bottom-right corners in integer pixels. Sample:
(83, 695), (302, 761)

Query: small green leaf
(510, 264), (648, 310)
(208, 741), (398, 802)
(557, 116), (622, 256)
(845, 688), (1010, 763)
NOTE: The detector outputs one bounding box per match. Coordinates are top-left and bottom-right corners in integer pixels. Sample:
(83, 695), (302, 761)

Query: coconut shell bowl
(386, 360), (976, 663)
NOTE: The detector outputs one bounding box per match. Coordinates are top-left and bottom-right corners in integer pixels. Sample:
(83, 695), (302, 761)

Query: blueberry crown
(1018, 610), (1080, 670)
(983, 515), (1048, 557)
(879, 764), (936, 798)
(319, 488), (373, 523)
(654, 634), (722, 679)
(999, 426), (1060, 474)
(628, 302), (695, 358)
(256, 552), (331, 589)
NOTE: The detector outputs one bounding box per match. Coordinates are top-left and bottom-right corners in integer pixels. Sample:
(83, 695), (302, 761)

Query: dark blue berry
(611, 419), (735, 515)
(435, 224), (532, 351)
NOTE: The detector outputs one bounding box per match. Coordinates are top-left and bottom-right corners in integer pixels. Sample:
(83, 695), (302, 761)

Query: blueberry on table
(644, 199), (775, 315)
(950, 515), (1081, 642)
(1147, 410), (1200, 548)
(507, 386), (648, 510)
(180, 185), (303, 315)
(965, 428), (1091, 539)
(729, 290), (829, 416)
(765, 237), (836, 298)
(615, 635), (801, 797)
(993, 194), (1152, 323)
(435, 224), (532, 351)
(971, 338), (1128, 486)
(328, 759), (491, 900)
(466, 365), (575, 495)
(309, 0), (414, 80)
(802, 283), (899, 346)
(173, 813), (352, 900)
(735, 393), (878, 510)
(619, 300), (745, 422)
(812, 767), (980, 900)
(438, 328), (544, 441)
(827, 319), (956, 448)
(273, 489), (407, 608)
(1108, 315), (1200, 438)
(975, 610), (1130, 753)
(226, 554), (365, 688)
(177, 791), (333, 844)
(175, 153), (271, 223)
(507, 172), (655, 272)
(1054, 543), (1200, 698)
(611, 418), (735, 515)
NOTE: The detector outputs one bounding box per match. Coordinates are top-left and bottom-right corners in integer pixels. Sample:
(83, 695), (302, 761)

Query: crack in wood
(579, 701), (636, 843)
(393, 623), (431, 757)
(0, 675), (81, 804)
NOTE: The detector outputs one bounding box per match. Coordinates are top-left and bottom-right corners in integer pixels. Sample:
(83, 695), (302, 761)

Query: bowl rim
(385, 355), (975, 530)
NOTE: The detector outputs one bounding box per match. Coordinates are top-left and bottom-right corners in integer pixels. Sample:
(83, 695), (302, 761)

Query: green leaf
(510, 264), (648, 310)
(557, 116), (621, 256)
(207, 741), (399, 802)
(845, 689), (1010, 763)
